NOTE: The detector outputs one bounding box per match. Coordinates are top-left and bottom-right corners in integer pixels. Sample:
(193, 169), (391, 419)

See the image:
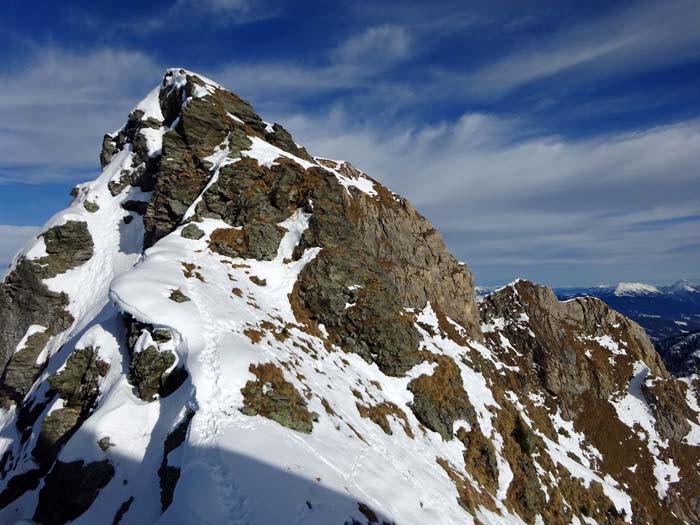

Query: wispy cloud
(332, 24), (410, 65)
(212, 24), (414, 100)
(173, 0), (252, 14)
(0, 47), (160, 181)
(149, 0), (279, 29)
(453, 0), (700, 98)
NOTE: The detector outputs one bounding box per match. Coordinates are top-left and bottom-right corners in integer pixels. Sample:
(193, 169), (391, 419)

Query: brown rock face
(109, 70), (483, 375)
(480, 280), (665, 410)
(353, 190), (480, 338)
(479, 280), (700, 524)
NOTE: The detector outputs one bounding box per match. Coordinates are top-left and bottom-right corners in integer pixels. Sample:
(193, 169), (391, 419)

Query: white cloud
(210, 24), (413, 101)
(173, 0), (251, 14)
(0, 225), (41, 273)
(332, 25), (410, 64)
(162, 0), (278, 26)
(0, 47), (161, 181)
(456, 0), (700, 97)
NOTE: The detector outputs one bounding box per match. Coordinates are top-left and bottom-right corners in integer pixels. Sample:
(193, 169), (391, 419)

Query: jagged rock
(129, 346), (177, 401)
(83, 201), (99, 213)
(143, 128), (211, 247)
(195, 156), (425, 375)
(208, 223), (285, 260)
(34, 347), (109, 463)
(100, 134), (118, 169)
(240, 363), (315, 433)
(47, 347), (108, 404)
(35, 221), (94, 279)
(36, 407), (82, 464)
(169, 289), (190, 303)
(0, 260), (72, 382)
(480, 280), (666, 411)
(265, 123), (313, 162)
(121, 200), (148, 215)
(142, 71), (265, 247)
(33, 460), (114, 525)
(0, 330), (50, 407)
(158, 409), (195, 511)
(408, 355), (476, 440)
(352, 191), (480, 338)
(0, 220), (94, 401)
(180, 223), (205, 240)
(642, 378), (691, 442)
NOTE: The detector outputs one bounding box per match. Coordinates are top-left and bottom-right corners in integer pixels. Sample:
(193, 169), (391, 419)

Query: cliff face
(480, 280), (700, 524)
(0, 70), (698, 525)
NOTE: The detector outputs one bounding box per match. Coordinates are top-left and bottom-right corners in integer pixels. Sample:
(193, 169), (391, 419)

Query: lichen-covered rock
(642, 378), (691, 442)
(129, 346), (177, 401)
(34, 221), (94, 280)
(0, 330), (50, 407)
(47, 347), (108, 405)
(208, 223), (285, 261)
(35, 347), (109, 463)
(142, 70), (268, 247)
(36, 407), (82, 464)
(240, 363), (315, 433)
(0, 220), (94, 385)
(180, 222), (205, 240)
(352, 190), (480, 338)
(169, 289), (190, 303)
(33, 460), (114, 525)
(83, 201), (99, 213)
(294, 249), (422, 376)
(408, 355), (476, 440)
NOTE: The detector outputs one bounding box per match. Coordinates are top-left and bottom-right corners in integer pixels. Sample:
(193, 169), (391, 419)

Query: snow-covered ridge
(614, 282), (662, 297)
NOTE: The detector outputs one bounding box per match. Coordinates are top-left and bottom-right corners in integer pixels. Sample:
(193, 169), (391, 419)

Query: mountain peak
(667, 279), (699, 294)
(614, 281), (661, 296)
(1, 72), (700, 525)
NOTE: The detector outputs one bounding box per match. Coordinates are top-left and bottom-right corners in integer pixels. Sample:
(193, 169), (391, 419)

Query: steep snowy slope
(1, 70), (699, 525)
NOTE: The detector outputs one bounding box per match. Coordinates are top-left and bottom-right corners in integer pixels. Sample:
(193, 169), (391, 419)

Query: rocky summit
(0, 69), (699, 525)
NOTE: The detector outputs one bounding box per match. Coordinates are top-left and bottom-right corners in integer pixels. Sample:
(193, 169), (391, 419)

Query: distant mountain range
(554, 280), (700, 342)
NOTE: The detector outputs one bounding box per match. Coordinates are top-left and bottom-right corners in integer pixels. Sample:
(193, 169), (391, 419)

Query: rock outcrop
(480, 280), (700, 524)
(0, 220), (94, 406)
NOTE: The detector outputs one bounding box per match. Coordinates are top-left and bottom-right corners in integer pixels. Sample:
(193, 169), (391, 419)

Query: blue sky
(1, 0), (699, 286)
